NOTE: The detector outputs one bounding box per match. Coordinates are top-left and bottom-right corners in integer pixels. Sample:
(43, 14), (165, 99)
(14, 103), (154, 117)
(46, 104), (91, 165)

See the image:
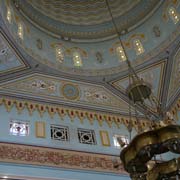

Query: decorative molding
(167, 47), (180, 103)
(0, 31), (27, 74)
(1, 0), (176, 78)
(0, 142), (127, 174)
(35, 121), (46, 138)
(0, 73), (133, 113)
(99, 130), (111, 147)
(13, 0), (161, 40)
(0, 96), (153, 131)
(61, 83), (80, 101)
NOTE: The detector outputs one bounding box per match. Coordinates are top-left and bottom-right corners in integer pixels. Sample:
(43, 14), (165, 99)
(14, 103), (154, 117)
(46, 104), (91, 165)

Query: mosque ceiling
(14, 0), (162, 40)
(111, 61), (166, 103)
(0, 73), (137, 114)
(0, 31), (27, 75)
(167, 46), (180, 105)
(0, 0), (180, 118)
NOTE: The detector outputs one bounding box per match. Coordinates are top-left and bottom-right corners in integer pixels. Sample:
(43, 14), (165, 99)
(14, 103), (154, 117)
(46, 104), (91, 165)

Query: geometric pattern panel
(0, 73), (133, 113)
(78, 128), (96, 145)
(0, 33), (26, 74)
(51, 125), (69, 142)
(168, 48), (180, 103)
(111, 61), (165, 101)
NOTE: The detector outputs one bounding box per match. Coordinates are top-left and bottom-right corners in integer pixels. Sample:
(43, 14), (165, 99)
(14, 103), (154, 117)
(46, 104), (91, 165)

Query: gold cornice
(0, 96), (153, 130)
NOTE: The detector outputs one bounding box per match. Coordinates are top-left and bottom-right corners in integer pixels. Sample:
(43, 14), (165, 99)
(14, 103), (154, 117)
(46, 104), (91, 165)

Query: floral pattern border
(0, 142), (127, 174)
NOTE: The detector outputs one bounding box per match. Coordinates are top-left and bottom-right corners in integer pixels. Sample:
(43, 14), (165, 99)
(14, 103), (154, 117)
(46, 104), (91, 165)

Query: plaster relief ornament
(31, 79), (56, 94)
(95, 51), (103, 63)
(0, 48), (8, 63)
(153, 25), (161, 37)
(36, 39), (43, 50)
(84, 88), (126, 107)
(0, 42), (14, 64)
(84, 90), (111, 105)
(61, 83), (80, 100)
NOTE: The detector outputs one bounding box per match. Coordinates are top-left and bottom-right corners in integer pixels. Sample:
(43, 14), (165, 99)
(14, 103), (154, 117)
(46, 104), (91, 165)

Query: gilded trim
(99, 130), (111, 147)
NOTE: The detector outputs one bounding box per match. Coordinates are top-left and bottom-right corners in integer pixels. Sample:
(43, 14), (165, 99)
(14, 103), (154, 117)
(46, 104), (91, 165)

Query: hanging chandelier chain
(105, 0), (163, 121)
(105, 0), (140, 81)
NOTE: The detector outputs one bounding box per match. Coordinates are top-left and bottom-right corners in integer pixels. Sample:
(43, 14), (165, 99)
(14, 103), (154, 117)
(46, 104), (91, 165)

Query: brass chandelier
(105, 0), (180, 179)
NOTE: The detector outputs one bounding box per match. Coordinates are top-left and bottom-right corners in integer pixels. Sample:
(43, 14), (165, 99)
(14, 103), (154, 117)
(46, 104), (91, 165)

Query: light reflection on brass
(147, 157), (180, 180)
(120, 125), (180, 175)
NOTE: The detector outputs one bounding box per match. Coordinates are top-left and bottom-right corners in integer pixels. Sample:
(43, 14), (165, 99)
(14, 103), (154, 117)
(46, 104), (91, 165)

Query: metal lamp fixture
(105, 0), (180, 179)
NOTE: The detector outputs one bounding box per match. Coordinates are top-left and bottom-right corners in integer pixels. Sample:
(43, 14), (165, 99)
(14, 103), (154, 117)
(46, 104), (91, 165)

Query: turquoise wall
(0, 104), (178, 161)
(0, 105), (132, 179)
(0, 163), (130, 180)
(0, 103), (179, 179)
(0, 105), (131, 155)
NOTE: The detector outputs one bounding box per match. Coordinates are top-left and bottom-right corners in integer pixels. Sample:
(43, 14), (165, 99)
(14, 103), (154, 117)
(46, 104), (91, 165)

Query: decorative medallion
(61, 83), (80, 100)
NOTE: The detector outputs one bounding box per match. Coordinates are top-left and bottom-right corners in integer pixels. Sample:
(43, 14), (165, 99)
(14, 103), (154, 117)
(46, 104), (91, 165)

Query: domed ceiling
(15, 0), (161, 40)
(0, 0), (180, 118)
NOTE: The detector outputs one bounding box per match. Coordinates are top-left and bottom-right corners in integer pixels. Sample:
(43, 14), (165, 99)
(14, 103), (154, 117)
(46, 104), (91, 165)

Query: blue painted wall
(0, 105), (131, 155)
(0, 105), (131, 179)
(0, 104), (177, 161)
(0, 163), (130, 180)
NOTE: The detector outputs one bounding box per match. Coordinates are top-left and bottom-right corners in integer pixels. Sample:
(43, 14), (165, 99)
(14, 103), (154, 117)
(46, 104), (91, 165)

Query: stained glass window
(113, 134), (129, 148)
(18, 23), (23, 40)
(78, 128), (96, 145)
(168, 7), (179, 24)
(10, 121), (29, 136)
(51, 125), (69, 141)
(73, 51), (82, 67)
(55, 45), (64, 63)
(133, 39), (144, 55)
(116, 46), (127, 62)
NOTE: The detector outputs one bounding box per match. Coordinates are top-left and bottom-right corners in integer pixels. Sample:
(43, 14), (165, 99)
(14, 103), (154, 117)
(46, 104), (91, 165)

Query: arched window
(55, 45), (64, 63)
(6, 8), (11, 23)
(18, 23), (23, 40)
(133, 39), (144, 55)
(73, 51), (82, 67)
(116, 46), (127, 62)
(168, 7), (179, 24)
